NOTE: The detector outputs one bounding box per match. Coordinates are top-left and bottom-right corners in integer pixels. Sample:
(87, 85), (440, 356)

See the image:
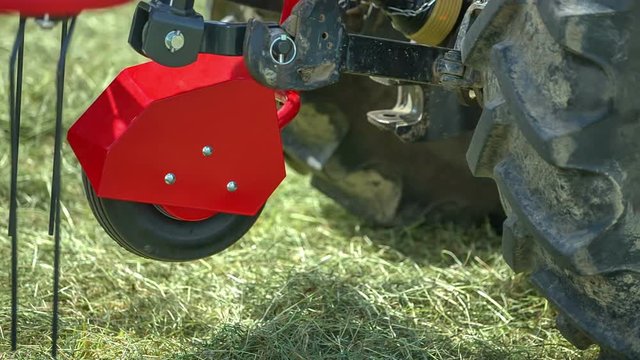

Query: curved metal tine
(51, 17), (77, 359)
(48, 18), (73, 236)
(8, 17), (26, 352)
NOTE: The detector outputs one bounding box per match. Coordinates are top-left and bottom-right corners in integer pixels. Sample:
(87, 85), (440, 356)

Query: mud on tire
(464, 1), (640, 357)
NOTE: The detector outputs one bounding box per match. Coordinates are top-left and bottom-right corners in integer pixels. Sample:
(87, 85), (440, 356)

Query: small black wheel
(82, 173), (261, 261)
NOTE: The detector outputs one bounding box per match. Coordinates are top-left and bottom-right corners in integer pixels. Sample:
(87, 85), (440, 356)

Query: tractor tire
(211, 1), (503, 226)
(464, 1), (640, 358)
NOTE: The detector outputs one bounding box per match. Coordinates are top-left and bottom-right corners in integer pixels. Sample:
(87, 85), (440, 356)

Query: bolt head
(164, 173), (176, 185)
(165, 30), (185, 53)
(35, 14), (56, 30)
(227, 181), (238, 192)
(202, 146), (214, 157)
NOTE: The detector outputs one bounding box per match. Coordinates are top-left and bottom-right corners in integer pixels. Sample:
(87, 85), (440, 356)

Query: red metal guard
(68, 54), (300, 216)
(0, 0), (129, 15)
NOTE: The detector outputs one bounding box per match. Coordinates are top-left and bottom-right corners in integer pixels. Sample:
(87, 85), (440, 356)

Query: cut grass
(0, 4), (597, 359)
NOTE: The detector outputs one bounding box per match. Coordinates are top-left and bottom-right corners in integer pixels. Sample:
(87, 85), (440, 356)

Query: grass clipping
(0, 5), (595, 360)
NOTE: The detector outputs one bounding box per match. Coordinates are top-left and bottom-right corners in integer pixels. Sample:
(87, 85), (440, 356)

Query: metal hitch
(128, 0), (469, 90)
(244, 0), (450, 90)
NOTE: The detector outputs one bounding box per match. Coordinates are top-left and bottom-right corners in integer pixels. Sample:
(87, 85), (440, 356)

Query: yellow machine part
(408, 0), (463, 46)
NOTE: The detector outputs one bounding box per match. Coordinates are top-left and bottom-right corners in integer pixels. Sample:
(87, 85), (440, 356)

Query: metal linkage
(6, 16), (77, 358)
(243, 0), (449, 91)
(129, 0), (455, 90)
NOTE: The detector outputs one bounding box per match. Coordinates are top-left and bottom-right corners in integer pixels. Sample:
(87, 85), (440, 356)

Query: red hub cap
(158, 205), (218, 222)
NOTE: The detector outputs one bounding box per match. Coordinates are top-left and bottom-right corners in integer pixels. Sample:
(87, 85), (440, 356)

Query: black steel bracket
(243, 0), (450, 90)
(128, 0), (463, 90)
(129, 0), (281, 67)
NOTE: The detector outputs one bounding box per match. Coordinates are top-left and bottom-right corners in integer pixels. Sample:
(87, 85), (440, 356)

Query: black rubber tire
(212, 0), (503, 226)
(464, 1), (640, 358)
(82, 174), (261, 262)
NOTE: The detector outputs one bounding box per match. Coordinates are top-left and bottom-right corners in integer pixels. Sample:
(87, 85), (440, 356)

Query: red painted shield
(68, 55), (289, 216)
(0, 0), (129, 15)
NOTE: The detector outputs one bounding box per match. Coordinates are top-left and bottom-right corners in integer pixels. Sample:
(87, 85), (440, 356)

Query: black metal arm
(128, 0), (460, 90)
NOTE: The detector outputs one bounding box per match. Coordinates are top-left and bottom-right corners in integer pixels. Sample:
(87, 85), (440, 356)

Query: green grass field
(0, 4), (597, 359)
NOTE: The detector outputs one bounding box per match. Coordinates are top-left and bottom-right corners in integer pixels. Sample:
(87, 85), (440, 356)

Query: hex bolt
(35, 14), (57, 30)
(202, 146), (214, 157)
(165, 30), (185, 53)
(227, 181), (238, 192)
(164, 173), (176, 185)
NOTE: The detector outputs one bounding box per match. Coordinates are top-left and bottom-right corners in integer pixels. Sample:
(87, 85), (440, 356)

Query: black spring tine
(51, 17), (77, 359)
(8, 17), (26, 352)
(48, 18), (71, 236)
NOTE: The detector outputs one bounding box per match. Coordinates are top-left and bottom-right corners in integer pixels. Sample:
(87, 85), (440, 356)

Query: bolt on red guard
(68, 54), (300, 217)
